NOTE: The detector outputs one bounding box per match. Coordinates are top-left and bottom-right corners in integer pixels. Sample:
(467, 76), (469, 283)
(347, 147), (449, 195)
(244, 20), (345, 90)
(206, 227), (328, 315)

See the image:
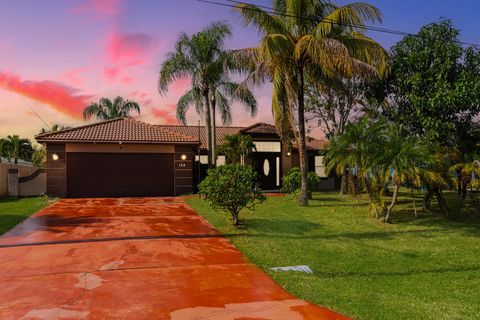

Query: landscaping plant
(281, 167), (320, 199)
(198, 164), (265, 225)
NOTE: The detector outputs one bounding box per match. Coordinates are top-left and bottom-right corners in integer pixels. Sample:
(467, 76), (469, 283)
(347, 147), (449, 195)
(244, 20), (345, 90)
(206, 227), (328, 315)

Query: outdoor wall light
(286, 151), (291, 157)
(52, 153), (59, 161)
(180, 154), (187, 160)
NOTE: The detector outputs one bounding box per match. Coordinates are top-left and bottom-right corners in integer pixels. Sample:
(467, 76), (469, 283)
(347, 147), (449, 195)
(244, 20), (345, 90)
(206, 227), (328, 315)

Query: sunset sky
(1, 0), (479, 142)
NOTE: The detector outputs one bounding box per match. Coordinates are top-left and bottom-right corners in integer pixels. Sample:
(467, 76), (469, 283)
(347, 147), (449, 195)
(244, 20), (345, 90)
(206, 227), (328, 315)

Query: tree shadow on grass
(228, 218), (444, 241)
(237, 217), (322, 236)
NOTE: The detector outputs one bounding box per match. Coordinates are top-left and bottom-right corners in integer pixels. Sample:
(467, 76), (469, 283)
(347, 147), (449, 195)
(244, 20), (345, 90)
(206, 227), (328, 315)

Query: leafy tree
(199, 164), (265, 225)
(4, 135), (33, 164)
(216, 134), (256, 164)
(306, 77), (368, 139)
(31, 145), (46, 167)
(159, 22), (236, 168)
(234, 0), (388, 206)
(387, 19), (480, 143)
(83, 96), (140, 121)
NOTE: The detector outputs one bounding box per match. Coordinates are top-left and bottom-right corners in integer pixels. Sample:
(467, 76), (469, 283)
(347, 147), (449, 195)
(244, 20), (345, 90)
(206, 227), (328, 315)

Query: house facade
(36, 118), (334, 198)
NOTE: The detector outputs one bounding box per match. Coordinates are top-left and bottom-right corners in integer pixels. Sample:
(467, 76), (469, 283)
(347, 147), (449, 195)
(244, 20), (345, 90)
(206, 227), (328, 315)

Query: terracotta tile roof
(306, 138), (328, 151)
(35, 118), (327, 151)
(240, 123), (277, 134)
(158, 125), (243, 150)
(36, 118), (198, 144)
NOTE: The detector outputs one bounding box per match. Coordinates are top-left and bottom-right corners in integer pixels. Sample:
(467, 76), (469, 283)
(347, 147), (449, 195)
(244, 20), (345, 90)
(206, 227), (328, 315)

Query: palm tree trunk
(385, 183), (399, 223)
(211, 102), (217, 168)
(340, 169), (348, 195)
(297, 66), (308, 206)
(203, 90), (213, 169)
(411, 188), (418, 218)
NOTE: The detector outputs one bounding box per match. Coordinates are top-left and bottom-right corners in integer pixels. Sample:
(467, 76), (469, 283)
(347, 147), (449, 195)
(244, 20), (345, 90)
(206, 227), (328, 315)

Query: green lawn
(187, 191), (480, 320)
(0, 197), (52, 235)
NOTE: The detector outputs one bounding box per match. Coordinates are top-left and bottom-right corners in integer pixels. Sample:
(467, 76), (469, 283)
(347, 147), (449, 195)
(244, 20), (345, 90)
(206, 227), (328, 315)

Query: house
(36, 118), (334, 198)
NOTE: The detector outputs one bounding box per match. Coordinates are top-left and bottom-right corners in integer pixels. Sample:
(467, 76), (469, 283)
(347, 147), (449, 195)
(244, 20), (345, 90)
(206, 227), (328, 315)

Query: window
(216, 155), (225, 166)
(314, 156), (327, 178)
(253, 141), (281, 152)
(195, 155), (225, 166)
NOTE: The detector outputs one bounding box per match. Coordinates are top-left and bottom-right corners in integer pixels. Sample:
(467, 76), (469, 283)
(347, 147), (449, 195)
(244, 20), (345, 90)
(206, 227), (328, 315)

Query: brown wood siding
(46, 143), (67, 197)
(174, 145), (194, 195)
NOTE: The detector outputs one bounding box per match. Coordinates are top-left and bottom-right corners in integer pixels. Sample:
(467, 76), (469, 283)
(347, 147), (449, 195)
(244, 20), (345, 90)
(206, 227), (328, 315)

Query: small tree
(31, 145), (46, 167)
(216, 134), (256, 164)
(198, 164), (265, 225)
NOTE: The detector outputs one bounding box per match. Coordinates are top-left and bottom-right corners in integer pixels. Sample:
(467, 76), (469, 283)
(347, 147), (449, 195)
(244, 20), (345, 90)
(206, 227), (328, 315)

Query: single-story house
(36, 117), (334, 198)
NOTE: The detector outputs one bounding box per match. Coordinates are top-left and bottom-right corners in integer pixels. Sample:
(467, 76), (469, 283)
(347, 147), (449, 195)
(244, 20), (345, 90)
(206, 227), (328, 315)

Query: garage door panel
(67, 153), (174, 198)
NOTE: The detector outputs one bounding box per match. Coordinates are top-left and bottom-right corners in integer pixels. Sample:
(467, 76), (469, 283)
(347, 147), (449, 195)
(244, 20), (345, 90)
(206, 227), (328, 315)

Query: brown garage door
(67, 153), (174, 198)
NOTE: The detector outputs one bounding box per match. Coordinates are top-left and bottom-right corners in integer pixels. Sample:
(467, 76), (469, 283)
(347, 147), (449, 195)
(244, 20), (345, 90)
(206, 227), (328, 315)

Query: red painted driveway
(0, 197), (349, 320)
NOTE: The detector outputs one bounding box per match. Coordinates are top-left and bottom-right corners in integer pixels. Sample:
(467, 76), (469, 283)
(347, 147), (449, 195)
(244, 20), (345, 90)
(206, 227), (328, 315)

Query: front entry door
(253, 152), (280, 190)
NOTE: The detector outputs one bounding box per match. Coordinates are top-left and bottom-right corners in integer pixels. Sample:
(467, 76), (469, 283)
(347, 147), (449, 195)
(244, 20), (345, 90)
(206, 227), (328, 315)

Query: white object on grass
(270, 265), (313, 274)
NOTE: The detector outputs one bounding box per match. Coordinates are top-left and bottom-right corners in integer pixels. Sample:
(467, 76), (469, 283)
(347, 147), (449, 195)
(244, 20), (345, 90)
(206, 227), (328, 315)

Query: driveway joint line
(0, 234), (224, 249)
(1, 262), (253, 280)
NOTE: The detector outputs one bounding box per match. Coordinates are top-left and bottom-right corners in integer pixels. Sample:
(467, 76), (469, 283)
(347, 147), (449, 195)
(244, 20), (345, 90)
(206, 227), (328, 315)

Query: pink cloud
(107, 32), (155, 64)
(71, 0), (122, 18)
(121, 76), (134, 84)
(152, 104), (178, 124)
(103, 66), (120, 81)
(103, 31), (156, 83)
(170, 77), (191, 95)
(0, 72), (94, 119)
(60, 67), (88, 86)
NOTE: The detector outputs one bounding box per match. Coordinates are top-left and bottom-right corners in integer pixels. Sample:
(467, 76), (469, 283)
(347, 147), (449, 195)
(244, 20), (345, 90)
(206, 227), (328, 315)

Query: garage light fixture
(52, 153), (59, 161)
(180, 154), (187, 161)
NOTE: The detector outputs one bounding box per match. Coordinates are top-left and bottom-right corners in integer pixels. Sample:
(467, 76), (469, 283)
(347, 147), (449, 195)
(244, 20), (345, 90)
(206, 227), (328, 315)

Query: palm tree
(4, 135), (33, 164)
(177, 78), (257, 164)
(450, 159), (480, 208)
(217, 134), (256, 164)
(159, 22), (234, 168)
(0, 138), (7, 163)
(325, 120), (437, 222)
(234, 0), (388, 206)
(39, 124), (71, 134)
(379, 127), (436, 222)
(83, 96), (140, 121)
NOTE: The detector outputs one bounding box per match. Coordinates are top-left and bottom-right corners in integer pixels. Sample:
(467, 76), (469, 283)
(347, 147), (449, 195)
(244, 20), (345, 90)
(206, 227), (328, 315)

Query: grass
(187, 191), (480, 320)
(0, 196), (53, 235)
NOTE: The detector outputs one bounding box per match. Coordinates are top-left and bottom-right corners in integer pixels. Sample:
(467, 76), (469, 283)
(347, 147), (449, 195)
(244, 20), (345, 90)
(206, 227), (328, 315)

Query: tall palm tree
(4, 135), (33, 164)
(159, 22), (234, 168)
(83, 96), (140, 121)
(176, 77), (257, 164)
(234, 0), (388, 206)
(217, 134), (256, 164)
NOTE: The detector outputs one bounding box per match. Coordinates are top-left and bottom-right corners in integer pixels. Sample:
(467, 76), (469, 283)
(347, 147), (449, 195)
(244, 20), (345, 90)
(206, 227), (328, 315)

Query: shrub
(281, 167), (321, 197)
(198, 164), (266, 225)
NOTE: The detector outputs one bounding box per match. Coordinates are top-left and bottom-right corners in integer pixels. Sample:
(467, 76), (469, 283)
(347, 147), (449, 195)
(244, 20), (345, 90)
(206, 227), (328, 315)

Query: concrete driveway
(0, 197), (349, 320)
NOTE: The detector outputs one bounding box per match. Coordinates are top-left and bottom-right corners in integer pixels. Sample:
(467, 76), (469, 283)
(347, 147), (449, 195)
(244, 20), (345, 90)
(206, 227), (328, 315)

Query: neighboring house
(36, 118), (334, 198)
